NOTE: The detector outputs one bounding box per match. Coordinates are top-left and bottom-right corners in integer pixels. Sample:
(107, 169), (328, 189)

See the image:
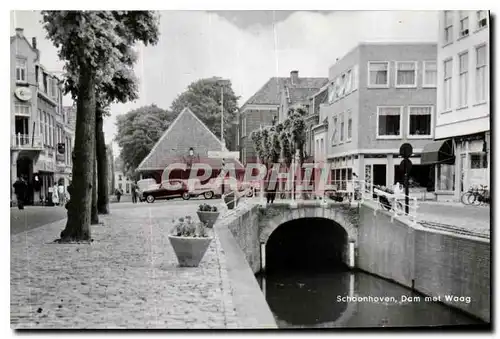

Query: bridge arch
(259, 205), (358, 245)
(258, 204), (359, 271)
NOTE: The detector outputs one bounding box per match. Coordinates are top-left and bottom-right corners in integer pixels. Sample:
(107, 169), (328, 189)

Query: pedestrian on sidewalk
(115, 188), (123, 202)
(52, 183), (60, 206)
(58, 182), (65, 206)
(131, 183), (138, 204)
(13, 176), (27, 210)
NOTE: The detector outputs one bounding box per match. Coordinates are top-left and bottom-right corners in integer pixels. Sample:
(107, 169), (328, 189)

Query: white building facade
(10, 28), (75, 205)
(429, 10), (490, 201)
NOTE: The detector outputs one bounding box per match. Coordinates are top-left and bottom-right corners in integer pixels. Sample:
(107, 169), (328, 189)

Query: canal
(256, 268), (484, 328)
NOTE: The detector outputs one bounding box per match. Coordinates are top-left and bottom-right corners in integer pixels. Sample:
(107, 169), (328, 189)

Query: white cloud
(11, 10), (438, 156)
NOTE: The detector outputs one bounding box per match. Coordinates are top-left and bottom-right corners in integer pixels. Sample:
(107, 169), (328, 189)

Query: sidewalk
(10, 205), (239, 329)
(417, 201), (490, 236)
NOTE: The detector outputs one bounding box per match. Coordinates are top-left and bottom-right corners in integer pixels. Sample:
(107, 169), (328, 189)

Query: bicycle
(461, 185), (490, 206)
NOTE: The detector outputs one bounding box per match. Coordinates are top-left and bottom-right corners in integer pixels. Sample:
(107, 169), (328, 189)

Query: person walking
(13, 176), (27, 210)
(115, 188), (123, 202)
(58, 182), (65, 206)
(131, 182), (138, 204)
(52, 183), (59, 206)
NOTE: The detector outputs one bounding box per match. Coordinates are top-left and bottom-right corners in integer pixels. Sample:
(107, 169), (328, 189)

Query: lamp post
(186, 147), (194, 180)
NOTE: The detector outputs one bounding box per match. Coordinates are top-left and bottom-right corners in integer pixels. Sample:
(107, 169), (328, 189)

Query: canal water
(256, 268), (484, 328)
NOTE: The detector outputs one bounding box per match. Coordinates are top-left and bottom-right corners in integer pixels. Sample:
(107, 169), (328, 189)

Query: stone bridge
(257, 202), (359, 244)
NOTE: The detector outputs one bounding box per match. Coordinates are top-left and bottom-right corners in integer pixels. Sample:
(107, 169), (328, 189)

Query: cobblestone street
(10, 203), (238, 329)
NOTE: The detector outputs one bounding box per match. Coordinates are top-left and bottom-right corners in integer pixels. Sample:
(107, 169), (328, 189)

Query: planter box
(224, 192), (236, 210)
(197, 211), (220, 228)
(168, 235), (213, 267)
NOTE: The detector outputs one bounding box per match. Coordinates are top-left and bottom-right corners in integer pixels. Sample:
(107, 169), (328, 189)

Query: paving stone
(11, 204), (241, 329)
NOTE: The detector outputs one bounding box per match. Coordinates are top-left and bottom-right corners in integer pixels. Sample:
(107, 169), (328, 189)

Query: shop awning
(420, 139), (455, 165)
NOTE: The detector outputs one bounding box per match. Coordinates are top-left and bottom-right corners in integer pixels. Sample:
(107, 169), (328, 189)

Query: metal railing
(235, 179), (419, 223)
(11, 134), (43, 149)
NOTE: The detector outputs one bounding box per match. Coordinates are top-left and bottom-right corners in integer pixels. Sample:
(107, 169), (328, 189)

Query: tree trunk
(91, 155), (99, 225)
(96, 109), (109, 214)
(60, 69), (96, 241)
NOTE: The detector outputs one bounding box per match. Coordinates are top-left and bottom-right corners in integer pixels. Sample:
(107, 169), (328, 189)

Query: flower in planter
(171, 216), (208, 238)
(198, 203), (218, 212)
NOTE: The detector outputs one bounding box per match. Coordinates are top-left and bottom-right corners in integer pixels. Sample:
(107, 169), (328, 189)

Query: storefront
(422, 132), (489, 201)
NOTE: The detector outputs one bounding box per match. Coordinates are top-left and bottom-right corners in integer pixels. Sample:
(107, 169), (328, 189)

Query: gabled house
(238, 70), (328, 164)
(136, 107), (244, 183)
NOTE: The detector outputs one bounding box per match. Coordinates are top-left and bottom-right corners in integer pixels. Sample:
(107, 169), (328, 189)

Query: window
(339, 74), (346, 96)
(50, 115), (54, 147)
(43, 112), (48, 145)
(444, 11), (454, 44)
(377, 106), (401, 137)
(14, 103), (30, 116)
(16, 58), (27, 82)
(458, 52), (469, 107)
(344, 70), (352, 93)
(126, 183), (130, 194)
(340, 113), (345, 142)
(443, 59), (453, 111)
(38, 109), (42, 141)
(51, 78), (57, 99)
(368, 62), (389, 87)
(334, 77), (341, 99)
(331, 116), (338, 144)
(423, 61), (437, 87)
(396, 62), (417, 87)
(459, 11), (469, 37)
(119, 175), (123, 181)
(408, 106), (432, 137)
(352, 65), (359, 91)
(347, 111), (352, 141)
(320, 138), (324, 159)
(328, 81), (335, 103)
(470, 153), (487, 169)
(436, 164), (455, 191)
(477, 11), (488, 29)
(475, 45), (487, 103)
(43, 73), (48, 94)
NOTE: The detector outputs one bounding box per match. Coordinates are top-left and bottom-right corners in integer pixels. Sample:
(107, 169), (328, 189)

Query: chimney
(15, 28), (24, 37)
(290, 70), (299, 85)
(32, 37), (37, 49)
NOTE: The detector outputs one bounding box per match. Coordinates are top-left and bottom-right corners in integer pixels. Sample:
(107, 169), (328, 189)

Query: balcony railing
(11, 134), (43, 150)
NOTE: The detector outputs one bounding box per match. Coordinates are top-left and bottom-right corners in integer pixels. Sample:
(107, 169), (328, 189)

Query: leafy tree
(170, 78), (240, 151)
(42, 10), (159, 241)
(115, 105), (176, 173)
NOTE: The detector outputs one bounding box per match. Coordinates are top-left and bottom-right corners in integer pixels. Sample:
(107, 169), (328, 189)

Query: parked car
(186, 178), (219, 200)
(137, 178), (160, 202)
(142, 179), (190, 203)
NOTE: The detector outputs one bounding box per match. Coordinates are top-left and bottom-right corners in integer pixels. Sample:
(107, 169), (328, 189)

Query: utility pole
(220, 84), (225, 196)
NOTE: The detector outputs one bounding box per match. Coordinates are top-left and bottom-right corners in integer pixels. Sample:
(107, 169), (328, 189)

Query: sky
(10, 10), (439, 155)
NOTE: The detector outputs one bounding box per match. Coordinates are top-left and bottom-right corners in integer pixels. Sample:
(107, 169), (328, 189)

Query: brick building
(239, 71), (327, 164)
(10, 27), (75, 205)
(421, 11), (490, 201)
(316, 42), (438, 190)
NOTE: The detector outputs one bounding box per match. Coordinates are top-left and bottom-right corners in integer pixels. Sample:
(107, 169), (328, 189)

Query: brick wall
(226, 204), (262, 274)
(357, 43), (437, 151)
(358, 203), (490, 322)
(240, 108), (277, 164)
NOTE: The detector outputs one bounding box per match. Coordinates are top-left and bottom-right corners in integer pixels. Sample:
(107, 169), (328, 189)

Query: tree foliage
(250, 106), (308, 168)
(115, 105), (177, 173)
(170, 78), (240, 151)
(41, 10), (160, 241)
